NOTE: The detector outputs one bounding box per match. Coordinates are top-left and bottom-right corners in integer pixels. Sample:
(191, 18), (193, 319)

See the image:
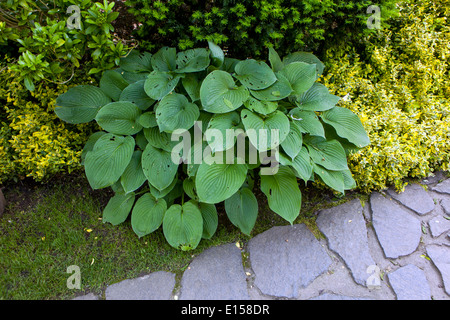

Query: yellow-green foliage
(0, 66), (97, 184)
(321, 0), (450, 193)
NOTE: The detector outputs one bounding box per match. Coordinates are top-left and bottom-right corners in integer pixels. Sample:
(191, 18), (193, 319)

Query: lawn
(0, 170), (350, 300)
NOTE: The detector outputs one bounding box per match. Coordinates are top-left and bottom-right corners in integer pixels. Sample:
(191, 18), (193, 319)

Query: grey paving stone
(309, 293), (370, 300)
(387, 264), (431, 300)
(248, 224), (332, 298)
(105, 271), (175, 300)
(426, 245), (450, 296)
(428, 214), (450, 238)
(370, 192), (422, 259)
(386, 184), (435, 216)
(316, 199), (375, 286)
(179, 243), (250, 300)
(421, 171), (447, 185)
(441, 198), (450, 216)
(432, 179), (450, 195)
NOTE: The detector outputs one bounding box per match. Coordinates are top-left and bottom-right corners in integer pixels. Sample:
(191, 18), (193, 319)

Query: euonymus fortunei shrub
(54, 42), (370, 251)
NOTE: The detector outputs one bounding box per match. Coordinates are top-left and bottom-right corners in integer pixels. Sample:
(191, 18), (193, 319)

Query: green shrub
(0, 57), (98, 184)
(53, 43), (369, 250)
(125, 0), (398, 59)
(0, 0), (129, 91)
(320, 0), (450, 192)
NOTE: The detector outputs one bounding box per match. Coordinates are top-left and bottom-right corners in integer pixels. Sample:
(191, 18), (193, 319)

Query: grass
(0, 171), (363, 300)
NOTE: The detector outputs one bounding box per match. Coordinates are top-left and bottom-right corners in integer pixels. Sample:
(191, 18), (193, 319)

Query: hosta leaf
(241, 110), (290, 151)
(243, 97), (278, 115)
(155, 93), (200, 133)
(103, 192), (135, 225)
(280, 62), (317, 96)
(208, 41), (224, 68)
(304, 136), (348, 171)
(142, 144), (179, 191)
(224, 187), (258, 236)
(182, 73), (201, 102)
(235, 59), (277, 90)
(100, 70), (129, 101)
(95, 101), (143, 135)
(200, 70), (249, 114)
(55, 85), (111, 124)
(195, 162), (248, 204)
(138, 112), (158, 128)
(119, 80), (155, 111)
(249, 72), (293, 101)
(268, 47), (284, 72)
(120, 50), (153, 73)
(289, 109), (325, 138)
(183, 177), (198, 200)
(144, 71), (182, 100)
(283, 51), (325, 76)
(176, 48), (210, 73)
(341, 169), (357, 190)
(206, 111), (243, 152)
(294, 83), (340, 112)
(197, 202), (218, 239)
(260, 166), (302, 224)
(281, 119), (304, 159)
(120, 150), (147, 194)
(220, 57), (240, 73)
(84, 134), (135, 189)
(290, 147), (313, 182)
(150, 174), (178, 199)
(313, 163), (345, 194)
(151, 47), (177, 72)
(143, 127), (178, 152)
(131, 193), (167, 237)
(81, 131), (106, 165)
(321, 107), (371, 148)
(162, 201), (203, 251)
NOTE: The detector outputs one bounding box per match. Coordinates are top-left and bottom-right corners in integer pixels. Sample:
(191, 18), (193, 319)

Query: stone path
(74, 172), (450, 300)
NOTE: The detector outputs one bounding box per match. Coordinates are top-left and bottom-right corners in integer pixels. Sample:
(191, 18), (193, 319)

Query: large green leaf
(141, 144), (179, 191)
(304, 136), (348, 171)
(260, 166), (302, 224)
(290, 147), (313, 182)
(200, 70), (249, 114)
(176, 48), (210, 73)
(281, 119), (304, 160)
(162, 201), (203, 251)
(144, 71), (182, 100)
(100, 70), (129, 101)
(224, 187), (258, 236)
(208, 41), (224, 68)
(280, 62), (317, 96)
(283, 51), (325, 76)
(119, 80), (155, 111)
(143, 127), (178, 152)
(294, 83), (340, 112)
(249, 72), (293, 101)
(155, 93), (200, 133)
(55, 85), (111, 124)
(150, 174), (178, 199)
(131, 193), (167, 238)
(241, 110), (290, 151)
(103, 192), (135, 225)
(120, 150), (147, 194)
(321, 106), (371, 148)
(243, 97), (278, 115)
(235, 59), (277, 90)
(182, 73), (201, 102)
(268, 47), (284, 72)
(289, 109), (325, 138)
(151, 47), (177, 72)
(197, 202), (218, 239)
(95, 101), (143, 135)
(84, 134), (135, 189)
(81, 131), (106, 165)
(120, 51), (153, 73)
(206, 111), (243, 152)
(313, 163), (345, 194)
(195, 162), (248, 204)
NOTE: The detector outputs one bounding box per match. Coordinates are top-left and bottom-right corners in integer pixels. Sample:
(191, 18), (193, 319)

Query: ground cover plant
(54, 42), (370, 251)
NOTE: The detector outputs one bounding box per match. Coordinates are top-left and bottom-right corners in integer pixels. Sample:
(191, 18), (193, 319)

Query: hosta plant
(54, 42), (370, 251)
